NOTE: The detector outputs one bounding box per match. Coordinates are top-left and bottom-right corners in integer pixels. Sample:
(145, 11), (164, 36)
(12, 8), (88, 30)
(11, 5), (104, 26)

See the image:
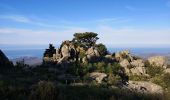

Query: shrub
(29, 81), (58, 100)
(129, 75), (148, 81)
(105, 63), (113, 74)
(95, 43), (108, 56)
(162, 73), (170, 87)
(146, 64), (164, 77)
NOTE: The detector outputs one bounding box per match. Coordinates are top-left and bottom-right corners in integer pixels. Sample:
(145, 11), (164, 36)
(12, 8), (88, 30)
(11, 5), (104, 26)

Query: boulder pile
(116, 50), (146, 76)
(43, 40), (102, 64)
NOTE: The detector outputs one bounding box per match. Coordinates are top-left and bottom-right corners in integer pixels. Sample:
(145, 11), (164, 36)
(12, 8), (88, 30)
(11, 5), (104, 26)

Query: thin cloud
(1, 27), (170, 48)
(0, 15), (132, 29)
(0, 27), (89, 45)
(0, 15), (83, 29)
(0, 15), (32, 23)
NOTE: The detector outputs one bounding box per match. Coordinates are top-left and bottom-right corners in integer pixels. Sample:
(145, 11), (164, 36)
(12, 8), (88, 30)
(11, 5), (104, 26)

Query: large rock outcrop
(130, 59), (146, 75)
(86, 47), (100, 60)
(125, 81), (163, 94)
(44, 41), (78, 64)
(119, 59), (130, 74)
(148, 56), (167, 69)
(43, 41), (102, 64)
(118, 51), (146, 75)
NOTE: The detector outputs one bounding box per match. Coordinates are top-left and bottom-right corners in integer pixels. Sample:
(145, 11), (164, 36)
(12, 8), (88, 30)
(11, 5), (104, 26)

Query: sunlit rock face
(148, 56), (167, 69)
(86, 47), (100, 60)
(126, 81), (163, 94)
(130, 59), (146, 75)
(118, 51), (146, 76)
(43, 40), (78, 64)
(120, 59), (130, 74)
(164, 68), (170, 74)
(43, 40), (102, 64)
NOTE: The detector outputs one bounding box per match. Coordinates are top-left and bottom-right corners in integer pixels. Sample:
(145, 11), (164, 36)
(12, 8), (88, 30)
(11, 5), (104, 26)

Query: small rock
(89, 72), (107, 83)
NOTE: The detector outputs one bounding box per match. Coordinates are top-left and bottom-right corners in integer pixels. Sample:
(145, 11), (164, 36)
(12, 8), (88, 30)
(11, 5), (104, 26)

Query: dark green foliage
(43, 44), (56, 57)
(162, 73), (170, 87)
(146, 64), (164, 77)
(129, 75), (148, 81)
(57, 85), (165, 100)
(105, 63), (113, 74)
(95, 43), (108, 56)
(72, 32), (99, 49)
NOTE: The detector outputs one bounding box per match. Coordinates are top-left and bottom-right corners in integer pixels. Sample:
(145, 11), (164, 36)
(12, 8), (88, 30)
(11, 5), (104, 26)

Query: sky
(0, 0), (170, 48)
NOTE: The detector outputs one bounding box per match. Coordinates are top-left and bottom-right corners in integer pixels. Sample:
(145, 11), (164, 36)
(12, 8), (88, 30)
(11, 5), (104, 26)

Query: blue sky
(0, 0), (170, 48)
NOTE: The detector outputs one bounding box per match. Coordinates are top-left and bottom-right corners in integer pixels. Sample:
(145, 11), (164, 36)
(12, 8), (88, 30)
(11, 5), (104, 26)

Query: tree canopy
(95, 43), (108, 56)
(72, 32), (99, 49)
(43, 44), (56, 57)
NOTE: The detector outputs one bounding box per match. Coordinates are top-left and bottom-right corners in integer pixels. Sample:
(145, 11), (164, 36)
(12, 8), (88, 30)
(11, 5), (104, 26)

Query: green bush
(146, 64), (164, 77)
(95, 43), (108, 56)
(129, 75), (148, 81)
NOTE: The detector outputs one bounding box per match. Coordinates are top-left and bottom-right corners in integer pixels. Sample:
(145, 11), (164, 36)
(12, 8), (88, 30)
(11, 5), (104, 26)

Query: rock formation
(118, 50), (146, 75)
(119, 59), (130, 74)
(43, 41), (78, 64)
(148, 56), (167, 69)
(86, 47), (100, 60)
(43, 40), (102, 64)
(130, 59), (146, 75)
(124, 81), (163, 94)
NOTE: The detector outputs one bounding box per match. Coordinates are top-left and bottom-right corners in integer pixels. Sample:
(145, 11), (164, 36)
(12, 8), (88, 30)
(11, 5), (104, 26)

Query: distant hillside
(11, 56), (42, 66)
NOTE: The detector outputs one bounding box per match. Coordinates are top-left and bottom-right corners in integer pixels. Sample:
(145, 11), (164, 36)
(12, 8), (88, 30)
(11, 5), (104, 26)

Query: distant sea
(1, 48), (170, 59)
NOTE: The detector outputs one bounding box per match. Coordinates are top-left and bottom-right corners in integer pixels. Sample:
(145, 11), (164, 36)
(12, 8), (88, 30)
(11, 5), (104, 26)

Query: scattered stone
(89, 72), (107, 83)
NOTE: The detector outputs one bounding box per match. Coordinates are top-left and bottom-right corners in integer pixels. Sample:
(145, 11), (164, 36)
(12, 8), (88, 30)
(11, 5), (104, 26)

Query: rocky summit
(43, 40), (103, 64)
(42, 32), (170, 96)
